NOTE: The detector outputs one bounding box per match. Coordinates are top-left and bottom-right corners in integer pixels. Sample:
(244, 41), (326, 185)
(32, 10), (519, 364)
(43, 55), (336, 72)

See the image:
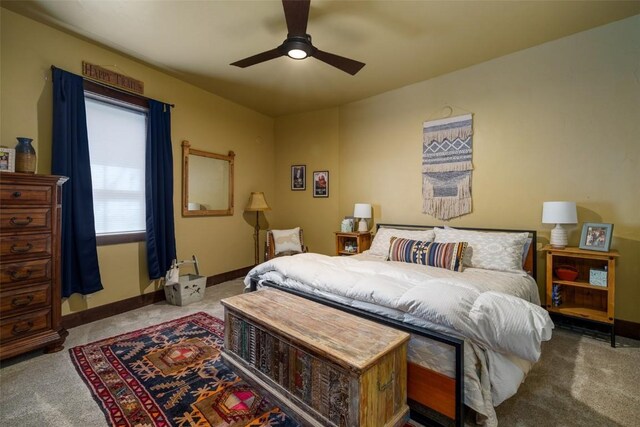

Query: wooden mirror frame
(182, 140), (235, 217)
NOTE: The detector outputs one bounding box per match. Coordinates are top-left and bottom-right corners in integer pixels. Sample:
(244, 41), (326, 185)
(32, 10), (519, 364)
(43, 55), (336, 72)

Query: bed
(244, 224), (553, 427)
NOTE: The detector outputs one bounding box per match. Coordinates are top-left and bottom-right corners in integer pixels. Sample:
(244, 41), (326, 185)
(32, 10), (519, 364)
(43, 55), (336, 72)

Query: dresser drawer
(0, 283), (51, 318)
(0, 234), (52, 259)
(0, 208), (51, 233)
(0, 309), (51, 342)
(0, 258), (52, 288)
(0, 183), (52, 205)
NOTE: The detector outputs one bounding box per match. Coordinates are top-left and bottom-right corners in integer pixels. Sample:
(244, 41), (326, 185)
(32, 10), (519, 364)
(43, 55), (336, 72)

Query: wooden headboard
(375, 223), (537, 280)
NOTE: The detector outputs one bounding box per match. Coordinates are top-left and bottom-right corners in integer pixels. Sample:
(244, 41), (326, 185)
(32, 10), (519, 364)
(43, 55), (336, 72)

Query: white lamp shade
(542, 201), (577, 224)
(353, 203), (372, 219)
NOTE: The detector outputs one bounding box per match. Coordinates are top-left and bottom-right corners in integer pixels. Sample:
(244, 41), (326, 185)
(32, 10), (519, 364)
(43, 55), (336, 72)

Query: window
(84, 84), (148, 245)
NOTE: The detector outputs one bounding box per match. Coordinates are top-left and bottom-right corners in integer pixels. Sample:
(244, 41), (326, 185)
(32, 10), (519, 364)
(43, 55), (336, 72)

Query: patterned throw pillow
(388, 237), (467, 272)
(434, 228), (529, 273)
(271, 227), (302, 255)
(369, 227), (435, 257)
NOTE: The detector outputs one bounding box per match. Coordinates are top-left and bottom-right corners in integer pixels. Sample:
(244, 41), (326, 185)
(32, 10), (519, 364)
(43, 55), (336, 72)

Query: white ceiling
(3, 1), (639, 117)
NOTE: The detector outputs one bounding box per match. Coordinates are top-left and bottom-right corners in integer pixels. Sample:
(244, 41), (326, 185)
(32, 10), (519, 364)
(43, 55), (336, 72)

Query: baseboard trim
(615, 319), (640, 340)
(61, 266), (252, 330)
(206, 265), (253, 287)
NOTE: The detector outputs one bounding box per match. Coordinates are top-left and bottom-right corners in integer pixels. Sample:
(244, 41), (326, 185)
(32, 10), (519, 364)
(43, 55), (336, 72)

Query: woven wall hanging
(422, 113), (473, 220)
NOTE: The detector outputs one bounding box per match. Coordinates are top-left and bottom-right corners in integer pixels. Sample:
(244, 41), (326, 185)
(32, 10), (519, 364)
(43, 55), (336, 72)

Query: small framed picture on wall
(313, 170), (329, 198)
(291, 165), (306, 191)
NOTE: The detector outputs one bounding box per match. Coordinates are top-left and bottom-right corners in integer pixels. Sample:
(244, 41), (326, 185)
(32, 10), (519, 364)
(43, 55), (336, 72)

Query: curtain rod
(50, 65), (175, 108)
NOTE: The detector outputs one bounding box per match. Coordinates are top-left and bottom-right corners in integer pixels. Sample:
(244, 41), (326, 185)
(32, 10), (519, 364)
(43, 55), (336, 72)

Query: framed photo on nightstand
(579, 223), (613, 252)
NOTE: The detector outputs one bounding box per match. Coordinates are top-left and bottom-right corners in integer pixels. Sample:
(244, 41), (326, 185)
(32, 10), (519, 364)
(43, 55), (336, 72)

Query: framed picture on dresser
(0, 147), (15, 172)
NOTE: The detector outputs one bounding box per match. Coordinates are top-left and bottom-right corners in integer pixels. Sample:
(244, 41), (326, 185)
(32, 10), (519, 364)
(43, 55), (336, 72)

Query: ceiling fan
(230, 0), (365, 75)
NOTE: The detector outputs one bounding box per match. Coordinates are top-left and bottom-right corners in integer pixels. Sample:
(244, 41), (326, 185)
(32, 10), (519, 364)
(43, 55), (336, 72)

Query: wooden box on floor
(221, 288), (410, 427)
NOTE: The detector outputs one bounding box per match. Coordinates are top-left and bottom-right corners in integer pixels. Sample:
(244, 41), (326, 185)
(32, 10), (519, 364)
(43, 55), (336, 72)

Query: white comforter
(244, 253), (553, 425)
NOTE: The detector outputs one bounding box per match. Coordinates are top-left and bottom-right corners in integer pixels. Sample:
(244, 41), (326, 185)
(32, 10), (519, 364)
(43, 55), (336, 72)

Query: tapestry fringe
(422, 196), (472, 221)
(423, 127), (473, 145)
(422, 174), (472, 221)
(422, 161), (473, 173)
(457, 174), (472, 199)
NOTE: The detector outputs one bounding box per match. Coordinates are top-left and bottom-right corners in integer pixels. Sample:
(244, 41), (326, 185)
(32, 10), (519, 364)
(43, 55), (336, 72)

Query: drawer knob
(11, 295), (34, 307)
(12, 191), (22, 198)
(10, 243), (33, 253)
(12, 321), (34, 335)
(10, 216), (33, 226)
(9, 269), (32, 281)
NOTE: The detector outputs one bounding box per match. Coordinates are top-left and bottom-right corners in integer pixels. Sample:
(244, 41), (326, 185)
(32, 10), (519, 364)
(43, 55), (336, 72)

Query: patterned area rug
(70, 312), (299, 427)
(70, 311), (417, 427)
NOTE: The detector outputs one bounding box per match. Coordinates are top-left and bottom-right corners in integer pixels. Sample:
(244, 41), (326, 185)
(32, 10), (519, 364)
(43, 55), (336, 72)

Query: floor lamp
(245, 192), (271, 265)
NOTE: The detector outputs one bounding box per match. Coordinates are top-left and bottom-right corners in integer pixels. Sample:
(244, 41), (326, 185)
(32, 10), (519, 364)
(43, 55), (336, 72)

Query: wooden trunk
(0, 172), (67, 360)
(221, 288), (410, 427)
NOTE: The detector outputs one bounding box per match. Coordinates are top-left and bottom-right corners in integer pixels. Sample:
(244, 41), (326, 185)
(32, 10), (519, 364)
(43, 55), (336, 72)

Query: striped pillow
(388, 237), (467, 272)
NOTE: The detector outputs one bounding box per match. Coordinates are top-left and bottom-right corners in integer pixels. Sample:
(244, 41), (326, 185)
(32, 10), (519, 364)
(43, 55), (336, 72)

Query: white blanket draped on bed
(244, 253), (553, 426)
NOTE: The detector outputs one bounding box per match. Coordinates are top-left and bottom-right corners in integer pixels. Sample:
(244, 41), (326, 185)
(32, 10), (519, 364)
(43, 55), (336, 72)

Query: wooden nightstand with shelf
(335, 232), (371, 256)
(544, 245), (618, 347)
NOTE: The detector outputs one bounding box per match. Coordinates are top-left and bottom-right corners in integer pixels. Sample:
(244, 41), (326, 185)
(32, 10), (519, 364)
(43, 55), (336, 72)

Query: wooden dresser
(221, 288), (409, 427)
(0, 172), (68, 360)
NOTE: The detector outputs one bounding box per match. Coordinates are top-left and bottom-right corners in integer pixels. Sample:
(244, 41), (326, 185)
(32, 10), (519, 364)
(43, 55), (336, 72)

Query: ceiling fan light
(288, 48), (308, 59)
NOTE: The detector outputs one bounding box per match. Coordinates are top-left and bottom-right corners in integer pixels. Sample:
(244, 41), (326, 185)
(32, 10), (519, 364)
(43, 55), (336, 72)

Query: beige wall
(1, 9), (275, 315)
(2, 8), (638, 323)
(273, 108), (340, 256)
(276, 15), (640, 322)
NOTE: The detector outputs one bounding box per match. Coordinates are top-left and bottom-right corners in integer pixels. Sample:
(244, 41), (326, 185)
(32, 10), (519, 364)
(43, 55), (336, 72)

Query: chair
(265, 227), (308, 261)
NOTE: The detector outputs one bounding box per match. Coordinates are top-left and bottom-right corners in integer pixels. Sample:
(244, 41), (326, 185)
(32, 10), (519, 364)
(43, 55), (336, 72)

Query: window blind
(85, 96), (147, 235)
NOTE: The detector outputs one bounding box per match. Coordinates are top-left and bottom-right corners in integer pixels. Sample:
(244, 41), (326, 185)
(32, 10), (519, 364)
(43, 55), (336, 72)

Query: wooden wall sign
(82, 61), (144, 94)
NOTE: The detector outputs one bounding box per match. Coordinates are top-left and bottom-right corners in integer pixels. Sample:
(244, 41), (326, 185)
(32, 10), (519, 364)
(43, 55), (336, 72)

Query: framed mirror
(182, 140), (235, 216)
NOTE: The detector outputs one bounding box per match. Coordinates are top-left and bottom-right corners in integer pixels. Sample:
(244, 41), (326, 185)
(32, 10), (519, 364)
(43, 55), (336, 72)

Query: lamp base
(358, 219), (368, 232)
(550, 224), (568, 248)
(254, 212), (260, 265)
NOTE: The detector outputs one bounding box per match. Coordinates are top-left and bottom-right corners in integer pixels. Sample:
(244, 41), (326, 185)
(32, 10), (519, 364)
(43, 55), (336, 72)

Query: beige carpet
(495, 328), (640, 426)
(0, 278), (638, 426)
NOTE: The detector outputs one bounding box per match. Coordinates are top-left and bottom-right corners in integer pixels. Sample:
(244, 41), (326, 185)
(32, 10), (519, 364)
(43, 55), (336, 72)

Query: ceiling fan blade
(282, 0), (310, 36)
(230, 48), (284, 68)
(313, 49), (365, 75)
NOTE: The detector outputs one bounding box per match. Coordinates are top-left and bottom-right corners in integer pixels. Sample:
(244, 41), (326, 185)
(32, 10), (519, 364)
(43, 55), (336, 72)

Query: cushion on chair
(271, 227), (303, 255)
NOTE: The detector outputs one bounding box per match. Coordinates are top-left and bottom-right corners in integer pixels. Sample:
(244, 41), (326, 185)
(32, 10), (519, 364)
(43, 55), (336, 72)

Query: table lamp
(245, 192), (271, 265)
(542, 201), (577, 248)
(353, 203), (372, 233)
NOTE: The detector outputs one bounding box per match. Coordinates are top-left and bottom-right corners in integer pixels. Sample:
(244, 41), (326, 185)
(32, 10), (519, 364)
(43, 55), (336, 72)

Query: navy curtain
(51, 68), (103, 297)
(145, 100), (176, 279)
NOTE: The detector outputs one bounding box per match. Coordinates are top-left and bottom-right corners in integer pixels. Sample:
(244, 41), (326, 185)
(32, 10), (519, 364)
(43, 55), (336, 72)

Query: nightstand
(335, 232), (371, 256)
(543, 245), (618, 347)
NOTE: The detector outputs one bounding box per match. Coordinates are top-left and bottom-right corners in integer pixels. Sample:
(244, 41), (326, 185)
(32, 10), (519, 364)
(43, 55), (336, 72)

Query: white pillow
(271, 228), (302, 255)
(445, 225), (533, 269)
(369, 227), (435, 257)
(434, 228), (528, 273)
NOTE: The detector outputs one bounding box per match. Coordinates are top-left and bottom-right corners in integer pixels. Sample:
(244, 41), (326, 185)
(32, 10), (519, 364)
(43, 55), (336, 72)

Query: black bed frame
(249, 223), (538, 427)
